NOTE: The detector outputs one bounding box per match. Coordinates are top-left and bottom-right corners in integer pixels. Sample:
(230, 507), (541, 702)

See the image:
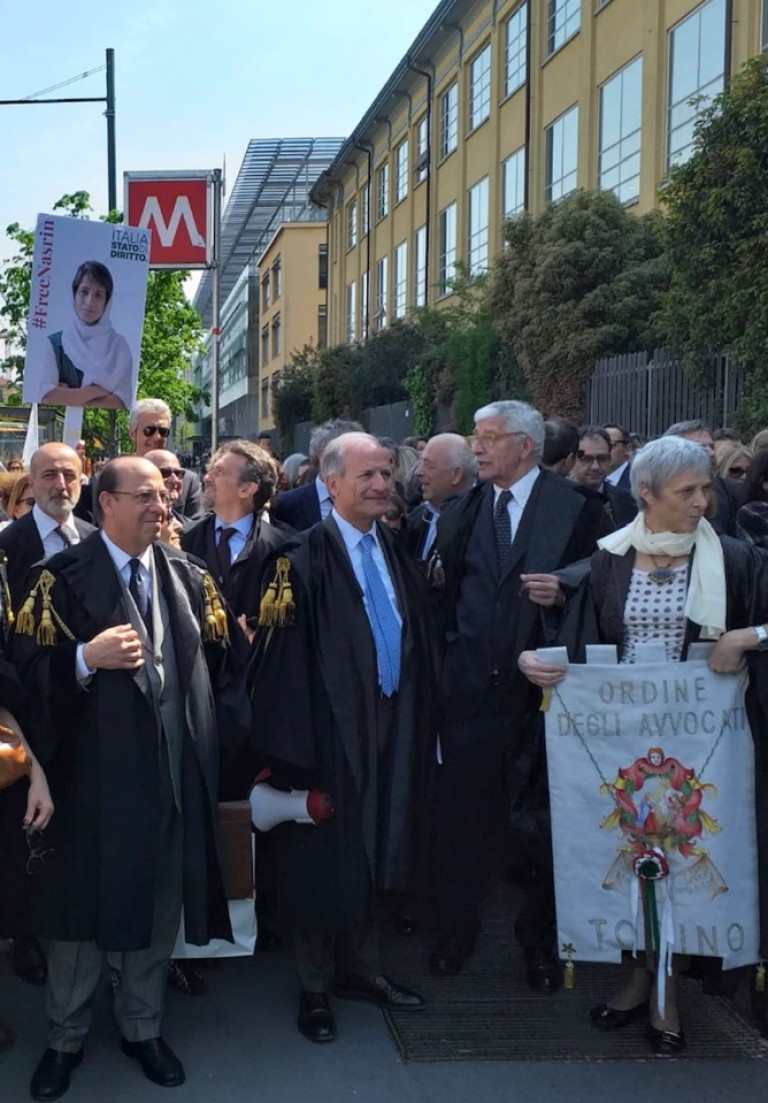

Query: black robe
(11, 534), (244, 951)
(557, 537), (768, 955)
(248, 516), (437, 933)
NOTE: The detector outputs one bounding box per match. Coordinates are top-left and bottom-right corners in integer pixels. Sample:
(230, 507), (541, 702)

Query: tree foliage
(487, 189), (668, 419)
(659, 56), (768, 433)
(0, 191), (204, 450)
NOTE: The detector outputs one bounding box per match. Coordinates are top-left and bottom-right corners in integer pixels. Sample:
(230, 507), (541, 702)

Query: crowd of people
(2, 396), (768, 1097)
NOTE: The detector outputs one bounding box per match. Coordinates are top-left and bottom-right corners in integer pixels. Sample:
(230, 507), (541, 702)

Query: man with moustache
(14, 457), (240, 1099)
(249, 432), (435, 1043)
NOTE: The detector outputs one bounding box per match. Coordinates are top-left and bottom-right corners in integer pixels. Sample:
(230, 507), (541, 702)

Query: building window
(375, 256), (388, 330)
(415, 116), (429, 183)
(414, 225), (427, 308)
(346, 281), (357, 344)
(440, 82), (458, 159)
(467, 177), (490, 275)
(393, 241), (408, 320)
(545, 104), (579, 203)
(667, 0), (725, 168)
(377, 162), (389, 220)
(317, 305), (328, 350)
(763, 0), (768, 50)
(362, 183), (370, 236)
(271, 313), (281, 359)
(395, 140), (409, 203)
(438, 202), (457, 294)
(261, 377), (270, 418)
(261, 273), (270, 312)
(318, 244), (328, 290)
(261, 324), (269, 367)
(361, 271), (369, 338)
(347, 199), (357, 250)
(599, 56), (642, 204)
(469, 44), (492, 131)
(547, 0), (580, 55)
(503, 146), (526, 220)
(271, 257), (282, 299)
(504, 5), (528, 97)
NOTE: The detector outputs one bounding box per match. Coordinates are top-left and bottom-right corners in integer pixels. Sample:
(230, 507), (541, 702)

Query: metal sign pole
(210, 168), (222, 454)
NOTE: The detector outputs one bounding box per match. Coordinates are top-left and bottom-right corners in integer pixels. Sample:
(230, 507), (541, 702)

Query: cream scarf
(598, 514), (726, 640)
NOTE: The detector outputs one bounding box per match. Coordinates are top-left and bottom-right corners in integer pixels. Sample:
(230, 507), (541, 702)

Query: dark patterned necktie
(54, 526), (72, 549)
(129, 558), (152, 639)
(217, 527), (237, 580)
(494, 489), (513, 572)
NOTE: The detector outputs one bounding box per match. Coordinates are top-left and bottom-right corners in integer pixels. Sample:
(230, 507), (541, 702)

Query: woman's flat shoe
(649, 1025), (686, 1056)
(590, 1001), (648, 1030)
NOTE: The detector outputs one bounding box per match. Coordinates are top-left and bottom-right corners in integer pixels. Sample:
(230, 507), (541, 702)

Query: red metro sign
(124, 171), (212, 269)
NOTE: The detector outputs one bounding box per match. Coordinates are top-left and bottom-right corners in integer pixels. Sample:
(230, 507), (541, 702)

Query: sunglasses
(728, 465), (749, 479)
(158, 466), (183, 480)
(141, 425), (171, 439)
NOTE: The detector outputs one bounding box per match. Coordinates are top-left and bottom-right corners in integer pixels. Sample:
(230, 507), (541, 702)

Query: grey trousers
(293, 921), (382, 994)
(45, 808), (183, 1052)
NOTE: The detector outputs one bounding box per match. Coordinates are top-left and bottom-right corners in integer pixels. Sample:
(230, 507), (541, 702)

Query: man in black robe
(249, 432), (436, 1044)
(13, 457), (242, 1100)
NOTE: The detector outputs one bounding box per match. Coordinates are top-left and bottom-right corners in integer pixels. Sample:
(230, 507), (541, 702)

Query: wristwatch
(755, 625), (768, 651)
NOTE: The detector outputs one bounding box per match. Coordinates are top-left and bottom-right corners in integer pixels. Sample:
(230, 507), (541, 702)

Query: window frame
(395, 139), (409, 204)
(469, 43), (492, 132)
(545, 104), (579, 204)
(376, 162), (390, 221)
(502, 146), (526, 221)
(504, 5), (528, 98)
(598, 55), (643, 205)
(414, 225), (427, 308)
(666, 0), (726, 169)
(393, 240), (408, 320)
(467, 176), (490, 276)
(440, 82), (459, 160)
(438, 202), (458, 296)
(346, 199), (357, 250)
(375, 255), (389, 330)
(547, 0), (580, 57)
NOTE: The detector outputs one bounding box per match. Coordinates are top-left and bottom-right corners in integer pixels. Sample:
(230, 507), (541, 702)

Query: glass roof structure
(193, 136), (344, 326)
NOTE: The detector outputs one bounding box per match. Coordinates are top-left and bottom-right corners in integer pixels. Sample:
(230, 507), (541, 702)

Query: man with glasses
(129, 399), (204, 521)
(429, 401), (610, 989)
(604, 423), (633, 491)
(14, 456), (246, 1099)
(571, 427), (636, 529)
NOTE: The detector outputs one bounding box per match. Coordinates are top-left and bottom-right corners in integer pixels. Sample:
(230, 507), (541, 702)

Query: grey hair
(308, 418), (364, 464)
(130, 397), (171, 431)
(281, 452), (308, 485)
(474, 400), (545, 461)
(428, 432), (477, 481)
(663, 419), (711, 439)
(319, 432), (382, 480)
(630, 437), (712, 507)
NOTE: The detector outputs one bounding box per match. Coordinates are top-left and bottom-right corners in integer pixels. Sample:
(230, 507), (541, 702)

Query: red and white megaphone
(249, 768), (335, 832)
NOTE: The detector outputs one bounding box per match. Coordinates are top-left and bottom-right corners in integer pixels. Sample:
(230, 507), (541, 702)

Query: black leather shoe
(649, 1025), (686, 1056)
(333, 972), (425, 1010)
(297, 991), (336, 1043)
(30, 1048), (83, 1101)
(524, 948), (562, 993)
(13, 937), (47, 986)
(429, 938), (466, 976)
(121, 1037), (185, 1087)
(591, 1000), (648, 1030)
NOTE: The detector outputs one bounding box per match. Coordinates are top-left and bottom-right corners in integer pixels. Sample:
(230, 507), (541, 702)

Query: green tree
(659, 56), (768, 433)
(0, 191), (204, 450)
(271, 343), (317, 445)
(487, 189), (668, 419)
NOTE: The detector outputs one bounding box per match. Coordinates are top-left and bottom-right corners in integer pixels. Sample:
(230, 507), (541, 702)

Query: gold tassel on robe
(14, 570), (74, 646)
(258, 557), (295, 629)
(201, 574), (229, 641)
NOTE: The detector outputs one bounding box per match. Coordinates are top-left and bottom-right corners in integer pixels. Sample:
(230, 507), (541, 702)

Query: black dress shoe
(429, 938), (466, 976)
(590, 1000), (648, 1030)
(297, 991), (336, 1043)
(121, 1037), (185, 1087)
(13, 937), (47, 986)
(333, 972), (425, 1010)
(649, 1025), (686, 1056)
(30, 1048), (83, 1102)
(524, 948), (562, 993)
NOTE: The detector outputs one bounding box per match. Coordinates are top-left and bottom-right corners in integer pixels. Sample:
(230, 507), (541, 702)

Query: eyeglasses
(576, 451), (610, 466)
(469, 431), (525, 448)
(157, 467), (183, 480)
(728, 465), (750, 479)
(25, 827), (53, 876)
(141, 425), (171, 439)
(109, 489), (171, 507)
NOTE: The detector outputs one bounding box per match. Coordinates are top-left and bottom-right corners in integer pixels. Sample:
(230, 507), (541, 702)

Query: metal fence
(290, 400), (416, 455)
(584, 349), (747, 437)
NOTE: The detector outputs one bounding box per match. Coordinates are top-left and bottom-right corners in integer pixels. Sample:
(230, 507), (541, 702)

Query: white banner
(543, 651), (759, 971)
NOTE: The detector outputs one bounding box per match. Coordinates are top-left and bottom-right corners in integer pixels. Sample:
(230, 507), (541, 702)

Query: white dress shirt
(421, 503), (439, 559)
(33, 503), (80, 556)
(492, 466), (540, 543)
(315, 475), (333, 520)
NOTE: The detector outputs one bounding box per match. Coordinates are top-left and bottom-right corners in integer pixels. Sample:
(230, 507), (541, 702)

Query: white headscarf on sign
(61, 294), (134, 410)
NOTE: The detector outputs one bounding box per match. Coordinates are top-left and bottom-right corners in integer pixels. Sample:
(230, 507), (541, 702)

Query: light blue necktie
(360, 533), (401, 696)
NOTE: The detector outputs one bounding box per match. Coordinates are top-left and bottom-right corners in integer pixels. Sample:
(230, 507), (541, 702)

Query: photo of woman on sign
(33, 261), (133, 410)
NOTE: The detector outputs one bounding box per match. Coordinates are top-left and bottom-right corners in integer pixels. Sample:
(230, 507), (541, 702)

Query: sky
(0, 0), (441, 297)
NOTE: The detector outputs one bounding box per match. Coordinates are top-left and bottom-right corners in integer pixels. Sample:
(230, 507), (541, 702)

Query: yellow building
(256, 222), (329, 432)
(312, 0), (764, 348)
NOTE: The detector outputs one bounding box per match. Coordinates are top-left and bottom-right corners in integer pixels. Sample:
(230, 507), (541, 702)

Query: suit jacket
(181, 512), (291, 622)
(176, 469), (204, 521)
(405, 502), (436, 560)
(271, 481), (322, 531)
(0, 510), (96, 611)
(436, 469), (611, 730)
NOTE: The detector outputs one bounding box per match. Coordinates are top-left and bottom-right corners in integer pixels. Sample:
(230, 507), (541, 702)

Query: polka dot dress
(621, 565), (688, 664)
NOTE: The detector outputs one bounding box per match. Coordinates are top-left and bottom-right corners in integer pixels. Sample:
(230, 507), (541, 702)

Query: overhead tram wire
(20, 65), (106, 102)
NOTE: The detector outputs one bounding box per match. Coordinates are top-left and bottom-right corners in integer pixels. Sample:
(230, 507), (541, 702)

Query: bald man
(408, 434), (476, 561)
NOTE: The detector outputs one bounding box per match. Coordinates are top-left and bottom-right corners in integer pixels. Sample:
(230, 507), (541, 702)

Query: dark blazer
(271, 481), (322, 532)
(181, 512), (291, 623)
(436, 470), (612, 732)
(0, 511), (96, 611)
(405, 502), (436, 560)
(177, 469), (204, 521)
